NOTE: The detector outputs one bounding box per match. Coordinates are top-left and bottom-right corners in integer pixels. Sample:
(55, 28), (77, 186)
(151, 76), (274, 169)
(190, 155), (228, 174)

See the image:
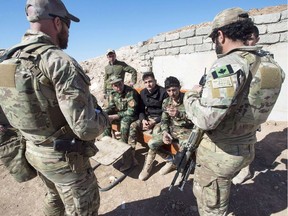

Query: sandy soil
(0, 121), (287, 216)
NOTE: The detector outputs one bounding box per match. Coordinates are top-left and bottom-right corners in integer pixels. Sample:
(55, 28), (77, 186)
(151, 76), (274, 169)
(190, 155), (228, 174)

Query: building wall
(138, 10), (288, 121)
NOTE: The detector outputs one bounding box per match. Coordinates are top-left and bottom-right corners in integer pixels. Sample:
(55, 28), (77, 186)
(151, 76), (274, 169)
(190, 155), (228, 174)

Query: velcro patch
(260, 66), (282, 89)
(0, 64), (16, 88)
(212, 65), (234, 79)
(212, 77), (233, 88)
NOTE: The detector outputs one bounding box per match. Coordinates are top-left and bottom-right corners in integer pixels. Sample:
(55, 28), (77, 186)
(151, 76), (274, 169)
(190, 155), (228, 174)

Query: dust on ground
(0, 121), (287, 216)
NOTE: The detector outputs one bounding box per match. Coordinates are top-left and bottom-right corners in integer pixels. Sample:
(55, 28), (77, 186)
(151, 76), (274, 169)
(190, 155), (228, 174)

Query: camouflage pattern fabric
(26, 141), (100, 216)
(103, 85), (139, 143)
(0, 31), (109, 215)
(128, 116), (161, 148)
(148, 93), (193, 150)
(103, 59), (137, 94)
(184, 46), (285, 216)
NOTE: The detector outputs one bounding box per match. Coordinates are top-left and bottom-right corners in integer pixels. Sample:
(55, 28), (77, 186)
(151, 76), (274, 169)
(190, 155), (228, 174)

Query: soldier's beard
(215, 38), (223, 55)
(58, 29), (68, 50)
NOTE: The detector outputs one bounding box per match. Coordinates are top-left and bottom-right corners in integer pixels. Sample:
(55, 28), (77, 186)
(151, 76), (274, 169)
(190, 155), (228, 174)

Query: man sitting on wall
(102, 75), (140, 171)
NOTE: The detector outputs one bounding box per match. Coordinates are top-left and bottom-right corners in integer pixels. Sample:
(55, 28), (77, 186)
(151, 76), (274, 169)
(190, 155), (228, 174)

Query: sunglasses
(49, 14), (71, 29)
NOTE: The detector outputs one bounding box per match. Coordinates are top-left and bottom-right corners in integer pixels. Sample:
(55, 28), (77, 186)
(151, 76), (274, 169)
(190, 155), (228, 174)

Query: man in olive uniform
(184, 8), (285, 215)
(138, 76), (193, 181)
(103, 49), (137, 100)
(102, 75), (139, 171)
(0, 0), (109, 215)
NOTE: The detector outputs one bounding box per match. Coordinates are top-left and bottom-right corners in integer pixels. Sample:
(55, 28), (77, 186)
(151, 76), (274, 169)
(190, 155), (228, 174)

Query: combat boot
(119, 149), (138, 172)
(159, 161), (176, 175)
(138, 149), (156, 181)
(232, 165), (252, 185)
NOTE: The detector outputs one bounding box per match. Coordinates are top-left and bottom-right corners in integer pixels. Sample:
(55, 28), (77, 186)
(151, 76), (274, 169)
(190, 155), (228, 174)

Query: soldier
(138, 76), (193, 181)
(184, 8), (285, 215)
(0, 0), (109, 215)
(103, 49), (137, 100)
(232, 25), (260, 185)
(127, 72), (168, 171)
(102, 75), (139, 171)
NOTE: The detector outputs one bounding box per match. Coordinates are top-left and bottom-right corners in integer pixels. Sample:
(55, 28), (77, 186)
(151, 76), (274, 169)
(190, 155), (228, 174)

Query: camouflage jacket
(105, 85), (139, 119)
(104, 60), (137, 93)
(161, 92), (193, 134)
(184, 46), (285, 145)
(0, 30), (109, 143)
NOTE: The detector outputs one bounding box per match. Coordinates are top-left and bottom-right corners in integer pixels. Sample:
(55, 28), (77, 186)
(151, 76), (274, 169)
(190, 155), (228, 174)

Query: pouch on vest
(0, 129), (37, 182)
(237, 51), (285, 125)
(0, 43), (67, 134)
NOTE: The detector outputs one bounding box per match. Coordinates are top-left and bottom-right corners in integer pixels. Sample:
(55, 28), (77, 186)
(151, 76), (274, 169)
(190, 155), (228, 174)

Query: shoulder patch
(211, 77), (233, 88)
(212, 65), (234, 79)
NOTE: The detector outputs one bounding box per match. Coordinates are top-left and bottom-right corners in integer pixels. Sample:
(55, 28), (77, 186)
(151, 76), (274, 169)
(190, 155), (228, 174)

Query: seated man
(125, 72), (168, 171)
(102, 75), (139, 171)
(138, 76), (194, 181)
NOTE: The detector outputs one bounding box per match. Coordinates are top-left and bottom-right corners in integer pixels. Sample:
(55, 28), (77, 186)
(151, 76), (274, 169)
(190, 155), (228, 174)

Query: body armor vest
(0, 43), (68, 143)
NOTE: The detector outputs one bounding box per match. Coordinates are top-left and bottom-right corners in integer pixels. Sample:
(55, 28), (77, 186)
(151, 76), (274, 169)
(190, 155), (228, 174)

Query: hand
(166, 106), (179, 117)
(142, 120), (150, 130)
(192, 85), (203, 94)
(162, 132), (173, 144)
(108, 114), (119, 123)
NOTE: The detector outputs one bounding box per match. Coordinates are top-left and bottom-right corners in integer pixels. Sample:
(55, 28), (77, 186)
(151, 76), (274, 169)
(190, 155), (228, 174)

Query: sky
(0, 1), (287, 61)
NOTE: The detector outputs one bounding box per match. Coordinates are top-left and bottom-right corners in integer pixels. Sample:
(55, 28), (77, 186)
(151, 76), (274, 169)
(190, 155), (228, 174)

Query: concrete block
(281, 10), (288, 20)
(166, 47), (180, 55)
(259, 34), (280, 44)
(268, 21), (288, 33)
(258, 25), (267, 34)
(172, 39), (187, 47)
(148, 43), (159, 51)
(180, 45), (195, 54)
(253, 13), (281, 24)
(180, 29), (195, 38)
(154, 49), (166, 56)
(138, 45), (148, 54)
(196, 26), (211, 36)
(166, 32), (180, 41)
(187, 36), (203, 45)
(153, 34), (166, 43)
(195, 43), (213, 52)
(159, 41), (172, 49)
(280, 32), (288, 42)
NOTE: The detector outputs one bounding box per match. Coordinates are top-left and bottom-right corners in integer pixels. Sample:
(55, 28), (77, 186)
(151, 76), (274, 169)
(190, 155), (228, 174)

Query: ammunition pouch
(0, 129), (37, 182)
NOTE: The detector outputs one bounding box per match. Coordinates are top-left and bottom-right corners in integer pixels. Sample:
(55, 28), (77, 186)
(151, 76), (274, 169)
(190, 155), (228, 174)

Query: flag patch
(212, 65), (234, 79)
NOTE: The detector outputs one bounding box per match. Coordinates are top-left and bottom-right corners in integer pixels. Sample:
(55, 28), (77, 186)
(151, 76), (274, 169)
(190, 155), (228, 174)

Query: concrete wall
(139, 10), (288, 121)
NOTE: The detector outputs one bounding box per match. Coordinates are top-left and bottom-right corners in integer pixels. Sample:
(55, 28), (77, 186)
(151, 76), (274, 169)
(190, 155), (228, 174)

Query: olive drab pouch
(0, 129), (37, 182)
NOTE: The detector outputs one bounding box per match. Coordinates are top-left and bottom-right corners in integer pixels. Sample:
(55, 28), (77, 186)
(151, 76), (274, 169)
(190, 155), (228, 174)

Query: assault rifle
(169, 126), (203, 191)
(169, 68), (206, 191)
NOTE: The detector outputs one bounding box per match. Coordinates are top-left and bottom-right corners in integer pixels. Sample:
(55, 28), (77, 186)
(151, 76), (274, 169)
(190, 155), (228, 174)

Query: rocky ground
(0, 121), (287, 216)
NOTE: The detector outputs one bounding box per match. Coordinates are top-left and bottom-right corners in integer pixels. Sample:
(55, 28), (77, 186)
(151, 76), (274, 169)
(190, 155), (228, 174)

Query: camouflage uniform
(104, 59), (137, 95)
(184, 46), (285, 215)
(128, 85), (168, 148)
(103, 85), (139, 143)
(0, 30), (109, 216)
(148, 92), (194, 151)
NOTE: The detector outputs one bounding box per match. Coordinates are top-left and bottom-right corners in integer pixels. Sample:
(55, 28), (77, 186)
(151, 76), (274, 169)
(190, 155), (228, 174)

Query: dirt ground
(0, 121), (287, 216)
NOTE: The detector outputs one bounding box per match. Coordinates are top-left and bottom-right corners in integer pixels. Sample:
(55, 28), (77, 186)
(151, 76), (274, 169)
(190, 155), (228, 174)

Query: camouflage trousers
(193, 136), (255, 216)
(148, 126), (191, 151)
(25, 141), (100, 216)
(128, 117), (161, 149)
(102, 116), (137, 143)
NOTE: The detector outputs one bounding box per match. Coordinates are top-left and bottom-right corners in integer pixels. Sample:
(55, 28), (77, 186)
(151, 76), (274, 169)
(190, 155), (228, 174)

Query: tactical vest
(235, 50), (284, 125)
(0, 42), (69, 144)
